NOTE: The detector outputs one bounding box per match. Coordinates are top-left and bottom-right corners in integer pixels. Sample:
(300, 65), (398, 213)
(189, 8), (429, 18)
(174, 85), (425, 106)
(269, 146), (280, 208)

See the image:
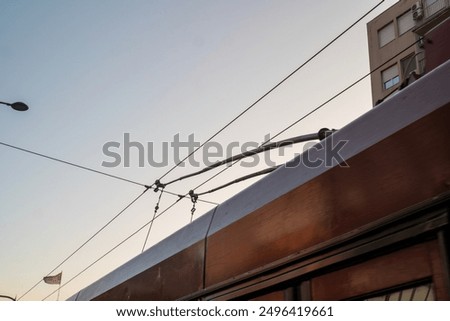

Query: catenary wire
(42, 186), (221, 300)
(0, 141), (147, 188)
(18, 187), (151, 300)
(18, 184), (216, 300)
(190, 38), (422, 194)
(40, 1), (390, 299)
(42, 195), (188, 301)
(156, 0), (385, 183)
(141, 187), (164, 253)
(40, 38), (421, 301)
(161, 188), (218, 205)
(269, 40), (421, 143)
(13, 3), (384, 295)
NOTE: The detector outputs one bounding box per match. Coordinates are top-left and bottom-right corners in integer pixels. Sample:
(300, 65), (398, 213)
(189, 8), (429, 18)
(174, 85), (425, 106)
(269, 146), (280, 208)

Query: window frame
(378, 21), (396, 47)
(382, 64), (400, 90)
(397, 9), (415, 35)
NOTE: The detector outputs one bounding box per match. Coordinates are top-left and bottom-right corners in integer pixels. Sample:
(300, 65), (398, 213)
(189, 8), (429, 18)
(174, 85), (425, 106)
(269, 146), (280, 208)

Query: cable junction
(188, 190), (199, 223)
(141, 184), (165, 253)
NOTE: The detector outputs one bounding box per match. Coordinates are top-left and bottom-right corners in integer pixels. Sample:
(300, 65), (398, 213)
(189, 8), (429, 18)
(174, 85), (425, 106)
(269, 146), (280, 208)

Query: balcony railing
(424, 0), (449, 18)
(413, 0), (450, 35)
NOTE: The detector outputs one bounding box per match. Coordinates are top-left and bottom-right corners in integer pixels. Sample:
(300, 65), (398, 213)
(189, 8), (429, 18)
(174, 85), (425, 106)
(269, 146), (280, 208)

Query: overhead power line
(18, 188), (151, 300)
(190, 38), (422, 194)
(42, 194), (187, 301)
(38, 37), (421, 299)
(19, 184), (216, 300)
(0, 141), (148, 188)
(40, 1), (388, 299)
(269, 40), (421, 143)
(161, 188), (218, 205)
(156, 0), (385, 183)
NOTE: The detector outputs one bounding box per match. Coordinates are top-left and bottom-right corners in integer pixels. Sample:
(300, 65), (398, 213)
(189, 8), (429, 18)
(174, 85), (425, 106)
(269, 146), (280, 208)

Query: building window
(401, 54), (417, 79)
(382, 64), (400, 90)
(397, 10), (415, 35)
(378, 21), (395, 47)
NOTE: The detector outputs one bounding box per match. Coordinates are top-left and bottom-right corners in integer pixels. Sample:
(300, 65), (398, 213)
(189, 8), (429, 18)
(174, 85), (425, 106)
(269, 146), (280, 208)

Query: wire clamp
(155, 187), (164, 213)
(189, 190), (198, 218)
(318, 128), (337, 140)
(154, 180), (166, 192)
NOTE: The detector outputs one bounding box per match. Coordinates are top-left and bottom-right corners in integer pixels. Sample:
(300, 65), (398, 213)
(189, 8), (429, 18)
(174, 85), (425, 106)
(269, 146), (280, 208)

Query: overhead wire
(19, 183), (216, 300)
(38, 1), (389, 299)
(18, 187), (151, 300)
(44, 38), (412, 300)
(156, 0), (385, 183)
(2, 139), (218, 298)
(41, 163), (278, 300)
(161, 189), (218, 206)
(0, 138), (220, 205)
(42, 194), (187, 301)
(0, 141), (148, 188)
(189, 38), (423, 195)
(269, 39), (422, 143)
(141, 186), (164, 253)
(40, 183), (223, 300)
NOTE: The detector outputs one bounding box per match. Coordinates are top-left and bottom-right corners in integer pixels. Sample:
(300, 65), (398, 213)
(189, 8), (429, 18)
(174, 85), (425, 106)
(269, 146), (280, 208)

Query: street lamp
(0, 101), (29, 112)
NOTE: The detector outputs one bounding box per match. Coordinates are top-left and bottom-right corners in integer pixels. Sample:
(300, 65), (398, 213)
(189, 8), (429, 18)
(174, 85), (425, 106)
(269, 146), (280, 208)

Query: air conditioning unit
(412, 1), (424, 20)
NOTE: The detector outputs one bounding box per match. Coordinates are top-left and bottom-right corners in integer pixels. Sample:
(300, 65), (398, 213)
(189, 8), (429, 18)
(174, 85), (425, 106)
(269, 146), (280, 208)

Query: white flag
(43, 272), (62, 285)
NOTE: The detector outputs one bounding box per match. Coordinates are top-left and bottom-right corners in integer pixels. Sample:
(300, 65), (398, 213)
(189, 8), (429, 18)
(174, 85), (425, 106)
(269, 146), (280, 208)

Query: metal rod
(164, 129), (334, 186)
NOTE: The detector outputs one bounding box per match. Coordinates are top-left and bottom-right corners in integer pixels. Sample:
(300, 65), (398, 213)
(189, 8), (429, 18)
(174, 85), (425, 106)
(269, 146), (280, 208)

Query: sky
(0, 0), (398, 301)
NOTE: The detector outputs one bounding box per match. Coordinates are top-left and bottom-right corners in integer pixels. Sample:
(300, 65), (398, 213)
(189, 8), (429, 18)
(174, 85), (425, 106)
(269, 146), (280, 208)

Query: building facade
(367, 0), (450, 106)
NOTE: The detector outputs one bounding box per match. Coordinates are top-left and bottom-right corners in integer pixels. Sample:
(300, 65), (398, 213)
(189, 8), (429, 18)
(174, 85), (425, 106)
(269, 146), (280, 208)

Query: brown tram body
(69, 60), (450, 301)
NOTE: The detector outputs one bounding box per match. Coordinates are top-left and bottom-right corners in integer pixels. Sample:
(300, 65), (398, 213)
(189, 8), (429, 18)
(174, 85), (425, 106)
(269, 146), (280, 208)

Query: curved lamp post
(0, 101), (29, 111)
(0, 294), (16, 301)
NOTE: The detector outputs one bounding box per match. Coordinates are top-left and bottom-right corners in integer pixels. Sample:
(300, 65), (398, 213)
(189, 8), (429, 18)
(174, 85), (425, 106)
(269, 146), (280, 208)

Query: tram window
(365, 283), (435, 301)
(311, 243), (435, 300)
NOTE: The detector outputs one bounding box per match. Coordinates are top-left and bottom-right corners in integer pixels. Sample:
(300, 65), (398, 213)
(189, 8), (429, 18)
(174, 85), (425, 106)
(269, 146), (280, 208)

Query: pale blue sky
(1, 0), (396, 300)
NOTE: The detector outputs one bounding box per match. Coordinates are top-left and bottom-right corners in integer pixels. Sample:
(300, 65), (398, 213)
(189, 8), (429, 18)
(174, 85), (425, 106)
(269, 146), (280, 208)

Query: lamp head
(10, 102), (29, 111)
